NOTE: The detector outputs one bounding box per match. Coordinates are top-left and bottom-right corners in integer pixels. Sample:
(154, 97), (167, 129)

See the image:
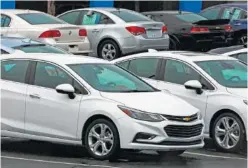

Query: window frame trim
(161, 58), (217, 91)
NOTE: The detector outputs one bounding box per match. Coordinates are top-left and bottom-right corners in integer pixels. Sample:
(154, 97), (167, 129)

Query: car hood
(100, 91), (199, 116)
(226, 88), (248, 98)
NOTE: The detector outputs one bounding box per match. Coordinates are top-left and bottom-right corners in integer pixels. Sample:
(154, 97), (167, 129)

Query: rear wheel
(98, 40), (121, 60)
(212, 112), (245, 153)
(84, 119), (120, 160)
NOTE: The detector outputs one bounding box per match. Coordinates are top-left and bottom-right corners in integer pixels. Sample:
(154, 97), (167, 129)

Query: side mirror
(184, 80), (203, 94)
(56, 84), (75, 99)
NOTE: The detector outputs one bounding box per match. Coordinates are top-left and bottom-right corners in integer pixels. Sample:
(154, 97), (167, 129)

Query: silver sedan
(57, 8), (170, 60)
(1, 9), (92, 55)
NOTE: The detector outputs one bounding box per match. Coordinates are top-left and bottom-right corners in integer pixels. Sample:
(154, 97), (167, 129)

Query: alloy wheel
(101, 44), (116, 60)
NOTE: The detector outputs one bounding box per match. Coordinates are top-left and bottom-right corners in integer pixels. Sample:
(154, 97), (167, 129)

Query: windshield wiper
(121, 90), (154, 93)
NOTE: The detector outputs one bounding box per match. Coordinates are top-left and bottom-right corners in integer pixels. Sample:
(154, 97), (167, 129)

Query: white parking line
(185, 152), (247, 161)
(1, 156), (121, 168)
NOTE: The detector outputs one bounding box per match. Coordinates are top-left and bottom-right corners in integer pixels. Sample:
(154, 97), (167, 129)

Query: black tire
(169, 38), (178, 50)
(98, 39), (121, 60)
(157, 150), (185, 157)
(237, 35), (247, 45)
(84, 118), (120, 160)
(212, 112), (245, 153)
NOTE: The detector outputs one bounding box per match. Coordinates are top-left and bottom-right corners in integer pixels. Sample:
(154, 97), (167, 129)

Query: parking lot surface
(1, 138), (247, 168)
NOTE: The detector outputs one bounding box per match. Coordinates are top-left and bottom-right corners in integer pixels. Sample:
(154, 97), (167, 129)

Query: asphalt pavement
(1, 138), (247, 168)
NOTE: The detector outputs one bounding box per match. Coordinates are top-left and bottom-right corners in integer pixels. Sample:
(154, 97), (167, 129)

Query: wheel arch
(209, 109), (246, 139)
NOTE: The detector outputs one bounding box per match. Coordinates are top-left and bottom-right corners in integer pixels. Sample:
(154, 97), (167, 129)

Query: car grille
(159, 140), (202, 146)
(164, 124), (203, 138)
(162, 113), (198, 122)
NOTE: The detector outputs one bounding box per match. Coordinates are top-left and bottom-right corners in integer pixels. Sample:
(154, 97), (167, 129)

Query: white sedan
(1, 9), (92, 54)
(112, 50), (247, 153)
(1, 53), (204, 160)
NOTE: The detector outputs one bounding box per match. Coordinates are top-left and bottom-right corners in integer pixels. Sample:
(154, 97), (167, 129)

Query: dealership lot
(1, 138), (247, 168)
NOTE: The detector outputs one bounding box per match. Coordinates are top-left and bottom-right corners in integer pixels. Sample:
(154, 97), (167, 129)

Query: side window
(201, 7), (221, 20)
(80, 11), (114, 25)
(58, 11), (81, 25)
(1, 15), (11, 27)
(1, 60), (29, 83)
(128, 58), (159, 79)
(231, 8), (246, 20)
(117, 61), (130, 69)
(237, 52), (247, 63)
(164, 60), (201, 85)
(221, 7), (234, 19)
(34, 62), (73, 89)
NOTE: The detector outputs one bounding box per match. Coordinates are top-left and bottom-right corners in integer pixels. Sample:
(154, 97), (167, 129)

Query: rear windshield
(111, 10), (151, 22)
(17, 13), (65, 25)
(15, 45), (69, 54)
(175, 13), (207, 23)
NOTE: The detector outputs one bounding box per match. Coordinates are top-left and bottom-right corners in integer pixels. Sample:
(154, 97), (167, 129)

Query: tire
(98, 39), (121, 60)
(237, 35), (247, 45)
(157, 150), (185, 157)
(212, 112), (245, 153)
(169, 38), (178, 50)
(84, 118), (120, 160)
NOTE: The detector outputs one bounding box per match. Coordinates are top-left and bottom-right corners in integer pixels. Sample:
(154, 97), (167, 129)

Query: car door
(116, 57), (162, 88)
(156, 59), (215, 119)
(0, 14), (11, 36)
(1, 59), (30, 135)
(25, 61), (84, 140)
(230, 8), (247, 31)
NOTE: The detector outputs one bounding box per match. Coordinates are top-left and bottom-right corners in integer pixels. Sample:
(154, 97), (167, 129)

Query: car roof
(1, 53), (110, 65)
(1, 9), (41, 15)
(112, 51), (237, 63)
(208, 3), (247, 10)
(1, 36), (43, 48)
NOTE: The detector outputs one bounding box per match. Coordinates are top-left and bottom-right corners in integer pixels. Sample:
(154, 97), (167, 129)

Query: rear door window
(221, 7), (234, 19)
(200, 7), (222, 20)
(57, 11), (81, 25)
(80, 11), (114, 25)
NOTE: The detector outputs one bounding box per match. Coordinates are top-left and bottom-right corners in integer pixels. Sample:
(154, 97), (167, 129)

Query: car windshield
(111, 10), (151, 22)
(68, 63), (157, 92)
(14, 44), (69, 54)
(176, 13), (207, 23)
(17, 13), (65, 25)
(196, 60), (247, 88)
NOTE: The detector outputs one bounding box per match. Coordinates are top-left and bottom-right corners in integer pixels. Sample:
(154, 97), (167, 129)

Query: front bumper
(117, 117), (204, 151)
(39, 38), (92, 54)
(119, 34), (170, 55)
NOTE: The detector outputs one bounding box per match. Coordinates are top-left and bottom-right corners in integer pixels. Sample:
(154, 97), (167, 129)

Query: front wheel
(212, 112), (245, 153)
(84, 119), (120, 160)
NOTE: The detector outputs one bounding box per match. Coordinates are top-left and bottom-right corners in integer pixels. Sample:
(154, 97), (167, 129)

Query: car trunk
(193, 19), (230, 33)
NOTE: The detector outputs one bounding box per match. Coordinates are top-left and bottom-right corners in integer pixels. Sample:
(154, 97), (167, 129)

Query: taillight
(162, 26), (167, 33)
(39, 30), (61, 38)
(79, 29), (87, 36)
(224, 25), (232, 32)
(125, 26), (146, 36)
(191, 27), (209, 33)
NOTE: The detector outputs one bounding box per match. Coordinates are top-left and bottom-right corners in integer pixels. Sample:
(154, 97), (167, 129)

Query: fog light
(133, 132), (156, 142)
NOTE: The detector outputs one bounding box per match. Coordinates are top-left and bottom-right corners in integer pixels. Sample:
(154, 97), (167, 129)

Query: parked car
(0, 9), (92, 55)
(1, 36), (70, 54)
(112, 50), (247, 153)
(209, 43), (247, 64)
(200, 3), (247, 45)
(143, 11), (233, 51)
(1, 53), (204, 160)
(57, 8), (169, 60)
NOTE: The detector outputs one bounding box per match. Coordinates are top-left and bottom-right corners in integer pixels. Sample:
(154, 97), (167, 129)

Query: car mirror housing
(184, 80), (203, 94)
(56, 84), (75, 99)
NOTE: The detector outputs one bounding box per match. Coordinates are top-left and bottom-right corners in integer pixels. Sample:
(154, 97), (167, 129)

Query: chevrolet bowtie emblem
(183, 117), (191, 121)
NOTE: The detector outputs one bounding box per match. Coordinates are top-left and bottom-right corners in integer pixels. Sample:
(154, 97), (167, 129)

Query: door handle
(29, 94), (40, 99)
(92, 29), (100, 32)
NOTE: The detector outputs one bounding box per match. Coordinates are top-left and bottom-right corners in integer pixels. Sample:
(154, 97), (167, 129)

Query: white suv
(1, 53), (204, 160)
(113, 50), (247, 153)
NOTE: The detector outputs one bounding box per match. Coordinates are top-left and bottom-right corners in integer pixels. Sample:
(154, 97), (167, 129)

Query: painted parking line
(185, 152), (247, 161)
(1, 156), (121, 168)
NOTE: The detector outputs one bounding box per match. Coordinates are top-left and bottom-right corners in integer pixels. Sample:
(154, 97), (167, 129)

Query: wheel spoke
(101, 142), (110, 155)
(215, 126), (226, 137)
(92, 141), (101, 153)
(229, 133), (239, 145)
(221, 117), (230, 130)
(221, 134), (229, 148)
(107, 44), (111, 50)
(99, 124), (107, 136)
(230, 121), (239, 131)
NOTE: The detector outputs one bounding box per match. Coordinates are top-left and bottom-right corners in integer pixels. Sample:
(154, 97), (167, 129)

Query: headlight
(197, 112), (203, 120)
(118, 105), (165, 122)
(244, 100), (248, 105)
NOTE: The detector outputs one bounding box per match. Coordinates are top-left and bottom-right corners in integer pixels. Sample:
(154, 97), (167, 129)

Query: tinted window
(58, 11), (80, 24)
(81, 11), (114, 25)
(196, 60), (247, 88)
(34, 62), (73, 89)
(15, 45), (68, 54)
(200, 7), (221, 20)
(231, 8), (245, 20)
(1, 15), (11, 27)
(221, 7), (233, 19)
(1, 60), (29, 83)
(237, 52), (247, 63)
(69, 64), (156, 92)
(128, 58), (159, 79)
(175, 13), (207, 23)
(164, 60), (200, 85)
(1, 49), (9, 54)
(111, 10), (151, 22)
(17, 13), (65, 25)
(117, 61), (130, 69)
